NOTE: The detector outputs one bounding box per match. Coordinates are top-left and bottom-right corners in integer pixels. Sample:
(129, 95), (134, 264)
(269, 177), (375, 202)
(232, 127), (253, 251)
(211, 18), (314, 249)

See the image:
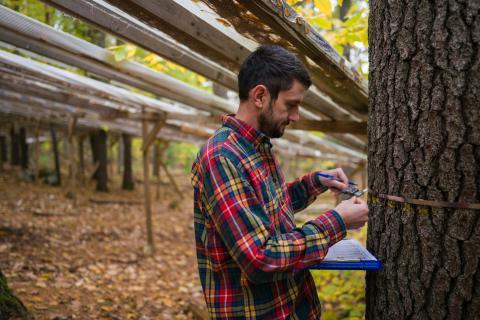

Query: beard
(258, 100), (289, 138)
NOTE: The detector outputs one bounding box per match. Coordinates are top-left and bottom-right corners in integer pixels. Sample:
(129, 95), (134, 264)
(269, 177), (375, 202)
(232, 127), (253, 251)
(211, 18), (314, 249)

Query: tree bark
(78, 135), (85, 184)
(89, 132), (99, 180)
(367, 1), (480, 319)
(50, 125), (61, 186)
(0, 136), (7, 170)
(19, 127), (28, 170)
(9, 126), (20, 166)
(122, 133), (134, 190)
(93, 129), (108, 192)
(0, 269), (31, 320)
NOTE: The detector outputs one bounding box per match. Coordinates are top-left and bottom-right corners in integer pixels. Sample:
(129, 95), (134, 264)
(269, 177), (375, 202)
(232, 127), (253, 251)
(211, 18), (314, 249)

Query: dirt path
(0, 170), (203, 319)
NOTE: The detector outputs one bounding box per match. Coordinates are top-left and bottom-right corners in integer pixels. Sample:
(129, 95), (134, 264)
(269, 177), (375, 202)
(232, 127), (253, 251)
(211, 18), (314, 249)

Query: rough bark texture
(0, 269), (31, 319)
(121, 133), (134, 191)
(367, 1), (480, 319)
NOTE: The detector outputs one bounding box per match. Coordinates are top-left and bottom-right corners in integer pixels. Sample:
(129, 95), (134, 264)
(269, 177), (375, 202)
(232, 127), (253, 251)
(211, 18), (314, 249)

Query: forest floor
(1, 169), (203, 320)
(0, 168), (366, 320)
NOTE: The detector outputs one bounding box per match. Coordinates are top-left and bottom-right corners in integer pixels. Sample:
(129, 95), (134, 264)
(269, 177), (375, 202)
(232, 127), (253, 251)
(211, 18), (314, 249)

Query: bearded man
(191, 45), (368, 319)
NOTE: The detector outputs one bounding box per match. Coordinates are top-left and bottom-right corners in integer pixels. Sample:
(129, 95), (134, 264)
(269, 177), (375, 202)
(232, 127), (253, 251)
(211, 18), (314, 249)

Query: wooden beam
(38, 0), (237, 90)
(38, 0), (366, 151)
(66, 115), (78, 205)
(142, 118), (166, 152)
(159, 161), (184, 200)
(141, 110), (164, 254)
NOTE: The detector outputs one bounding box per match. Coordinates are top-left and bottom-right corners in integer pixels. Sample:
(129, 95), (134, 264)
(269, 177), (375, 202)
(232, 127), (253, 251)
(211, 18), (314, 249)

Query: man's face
(258, 80), (305, 138)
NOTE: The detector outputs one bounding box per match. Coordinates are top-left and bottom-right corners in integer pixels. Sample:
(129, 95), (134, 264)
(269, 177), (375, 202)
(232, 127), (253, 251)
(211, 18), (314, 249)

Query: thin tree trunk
(78, 135), (85, 184)
(0, 136), (6, 171)
(367, 1), (480, 319)
(9, 125), (20, 166)
(89, 132), (99, 180)
(122, 133), (134, 190)
(50, 125), (61, 186)
(34, 124), (40, 182)
(94, 129), (108, 192)
(19, 127), (28, 169)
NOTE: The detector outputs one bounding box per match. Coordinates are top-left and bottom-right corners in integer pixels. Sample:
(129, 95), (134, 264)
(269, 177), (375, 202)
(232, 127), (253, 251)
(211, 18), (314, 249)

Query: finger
(336, 168), (349, 185)
(328, 179), (347, 191)
(355, 198), (366, 205)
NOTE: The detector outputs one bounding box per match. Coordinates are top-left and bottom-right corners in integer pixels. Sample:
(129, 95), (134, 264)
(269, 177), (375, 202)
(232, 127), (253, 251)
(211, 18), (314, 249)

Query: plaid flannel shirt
(191, 115), (346, 319)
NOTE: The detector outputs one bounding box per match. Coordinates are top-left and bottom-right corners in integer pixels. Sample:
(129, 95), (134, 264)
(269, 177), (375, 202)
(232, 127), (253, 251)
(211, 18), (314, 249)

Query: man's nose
(289, 108), (300, 122)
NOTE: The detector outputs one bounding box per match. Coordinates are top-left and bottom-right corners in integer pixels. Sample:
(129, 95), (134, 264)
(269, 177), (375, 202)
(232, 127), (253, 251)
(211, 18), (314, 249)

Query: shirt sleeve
(287, 171), (328, 213)
(203, 155), (346, 284)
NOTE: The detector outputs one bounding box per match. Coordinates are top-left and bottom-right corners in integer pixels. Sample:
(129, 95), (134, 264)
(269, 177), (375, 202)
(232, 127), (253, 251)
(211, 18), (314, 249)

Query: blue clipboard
(309, 239), (382, 271)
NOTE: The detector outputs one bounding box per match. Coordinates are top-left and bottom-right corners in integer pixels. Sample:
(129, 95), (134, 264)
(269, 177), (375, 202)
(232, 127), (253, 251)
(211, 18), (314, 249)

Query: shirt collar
(222, 114), (272, 148)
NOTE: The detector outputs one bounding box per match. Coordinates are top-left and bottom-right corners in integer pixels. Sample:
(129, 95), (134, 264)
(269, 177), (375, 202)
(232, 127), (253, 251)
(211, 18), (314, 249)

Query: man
(191, 45), (369, 319)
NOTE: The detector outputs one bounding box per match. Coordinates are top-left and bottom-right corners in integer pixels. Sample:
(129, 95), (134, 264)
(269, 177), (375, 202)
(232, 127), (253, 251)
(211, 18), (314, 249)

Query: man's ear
(250, 85), (269, 110)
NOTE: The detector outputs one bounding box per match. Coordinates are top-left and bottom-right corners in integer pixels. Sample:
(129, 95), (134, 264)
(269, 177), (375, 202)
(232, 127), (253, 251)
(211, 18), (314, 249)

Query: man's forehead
(280, 81), (306, 100)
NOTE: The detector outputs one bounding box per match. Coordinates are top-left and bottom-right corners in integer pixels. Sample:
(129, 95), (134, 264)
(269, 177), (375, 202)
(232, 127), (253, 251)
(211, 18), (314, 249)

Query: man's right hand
(334, 197), (369, 230)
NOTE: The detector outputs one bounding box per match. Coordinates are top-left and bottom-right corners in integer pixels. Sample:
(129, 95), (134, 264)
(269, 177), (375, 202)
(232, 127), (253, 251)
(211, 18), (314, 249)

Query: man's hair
(238, 45), (311, 101)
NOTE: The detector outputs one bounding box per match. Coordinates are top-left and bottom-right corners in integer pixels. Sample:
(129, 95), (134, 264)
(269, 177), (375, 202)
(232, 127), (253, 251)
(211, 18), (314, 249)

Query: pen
(316, 172), (357, 186)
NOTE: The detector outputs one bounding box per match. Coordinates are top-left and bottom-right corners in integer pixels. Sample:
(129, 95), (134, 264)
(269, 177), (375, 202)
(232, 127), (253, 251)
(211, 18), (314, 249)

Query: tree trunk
(0, 136), (7, 170)
(9, 126), (20, 166)
(152, 142), (160, 177)
(50, 125), (61, 186)
(19, 127), (28, 170)
(78, 135), (85, 184)
(366, 1), (479, 319)
(93, 129), (108, 192)
(89, 131), (99, 180)
(122, 133), (134, 190)
(0, 269), (31, 320)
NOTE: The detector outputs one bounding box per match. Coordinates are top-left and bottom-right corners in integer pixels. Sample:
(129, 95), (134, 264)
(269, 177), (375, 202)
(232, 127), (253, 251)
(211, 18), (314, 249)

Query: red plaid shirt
(191, 115), (346, 319)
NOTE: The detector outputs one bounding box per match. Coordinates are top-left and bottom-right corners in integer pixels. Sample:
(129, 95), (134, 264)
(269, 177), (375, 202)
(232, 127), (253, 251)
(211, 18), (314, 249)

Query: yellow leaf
(311, 16), (332, 30)
(125, 44), (137, 59)
(315, 0), (332, 17)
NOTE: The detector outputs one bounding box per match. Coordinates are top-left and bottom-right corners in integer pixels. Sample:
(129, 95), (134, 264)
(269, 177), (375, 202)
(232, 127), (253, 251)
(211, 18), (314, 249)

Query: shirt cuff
(312, 210), (347, 245)
(307, 171), (329, 196)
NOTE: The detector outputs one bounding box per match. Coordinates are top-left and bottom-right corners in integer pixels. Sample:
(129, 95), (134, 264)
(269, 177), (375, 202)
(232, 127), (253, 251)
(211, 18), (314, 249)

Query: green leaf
(112, 45), (128, 62)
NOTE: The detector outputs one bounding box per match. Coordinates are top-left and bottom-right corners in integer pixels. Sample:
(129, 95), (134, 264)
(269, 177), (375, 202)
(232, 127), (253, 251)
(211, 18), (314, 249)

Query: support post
(66, 116), (78, 205)
(142, 112), (165, 254)
(159, 160), (184, 200)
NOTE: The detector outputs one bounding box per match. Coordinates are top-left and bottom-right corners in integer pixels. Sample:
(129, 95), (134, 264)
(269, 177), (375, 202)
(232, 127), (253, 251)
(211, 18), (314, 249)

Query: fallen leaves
(0, 171), (202, 319)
